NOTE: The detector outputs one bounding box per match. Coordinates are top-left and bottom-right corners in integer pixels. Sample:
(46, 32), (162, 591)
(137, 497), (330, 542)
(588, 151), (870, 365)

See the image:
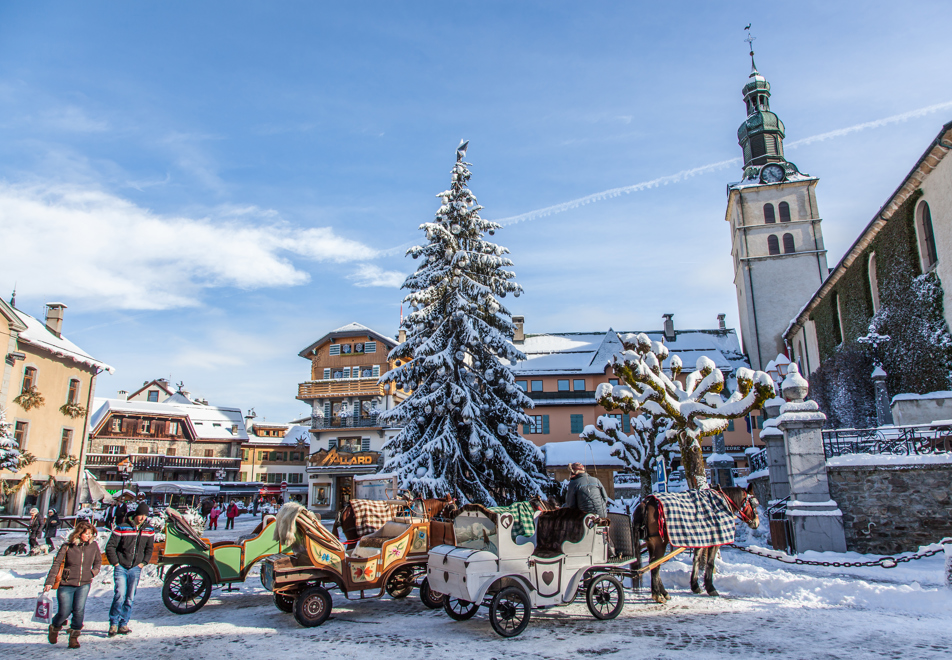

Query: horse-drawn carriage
(260, 501), (455, 627)
(159, 508), (289, 614)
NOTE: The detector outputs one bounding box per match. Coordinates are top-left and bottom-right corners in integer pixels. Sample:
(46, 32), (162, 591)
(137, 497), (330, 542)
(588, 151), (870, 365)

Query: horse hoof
(707, 590), (719, 597)
(652, 594), (667, 604)
(691, 584), (702, 594)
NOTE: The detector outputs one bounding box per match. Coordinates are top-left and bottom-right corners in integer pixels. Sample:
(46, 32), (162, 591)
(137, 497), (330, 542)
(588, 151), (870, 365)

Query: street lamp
(117, 458), (133, 505)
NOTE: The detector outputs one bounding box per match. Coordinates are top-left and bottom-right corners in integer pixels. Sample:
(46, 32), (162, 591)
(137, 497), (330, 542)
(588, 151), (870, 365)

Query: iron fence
(821, 424), (952, 459)
(747, 448), (769, 474)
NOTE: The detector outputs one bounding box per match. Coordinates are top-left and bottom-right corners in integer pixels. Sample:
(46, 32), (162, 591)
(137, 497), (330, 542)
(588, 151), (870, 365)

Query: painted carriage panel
(213, 546), (242, 581)
(381, 532), (411, 569)
(427, 545), (497, 602)
(531, 557), (564, 598)
(408, 526), (428, 554)
(350, 558), (379, 583)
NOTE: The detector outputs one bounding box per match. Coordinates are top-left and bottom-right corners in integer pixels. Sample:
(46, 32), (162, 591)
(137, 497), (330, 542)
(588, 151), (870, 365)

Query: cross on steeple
(744, 27), (758, 73)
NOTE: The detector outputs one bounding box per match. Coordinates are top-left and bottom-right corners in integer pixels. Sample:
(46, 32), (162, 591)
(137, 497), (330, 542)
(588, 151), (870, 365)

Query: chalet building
(1, 298), (114, 515)
(240, 414), (310, 503)
(85, 383), (248, 493)
(297, 322), (402, 514)
(509, 315), (767, 477)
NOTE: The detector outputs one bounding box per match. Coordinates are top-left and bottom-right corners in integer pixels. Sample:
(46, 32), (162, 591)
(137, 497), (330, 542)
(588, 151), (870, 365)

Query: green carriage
(160, 508), (290, 614)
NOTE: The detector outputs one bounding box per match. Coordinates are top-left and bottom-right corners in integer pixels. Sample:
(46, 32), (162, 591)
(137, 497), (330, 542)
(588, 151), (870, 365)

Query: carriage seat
(236, 515), (276, 543)
(350, 521), (411, 558)
(532, 509), (590, 559)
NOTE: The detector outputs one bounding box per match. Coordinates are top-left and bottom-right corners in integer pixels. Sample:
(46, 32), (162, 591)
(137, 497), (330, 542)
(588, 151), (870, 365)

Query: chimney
(513, 315), (525, 344)
(717, 313), (726, 330)
(117, 389), (128, 399)
(398, 328), (406, 343)
(662, 314), (675, 342)
(45, 302), (67, 337)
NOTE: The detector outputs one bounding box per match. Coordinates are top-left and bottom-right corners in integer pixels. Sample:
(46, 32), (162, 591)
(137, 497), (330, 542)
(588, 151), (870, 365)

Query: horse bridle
(715, 487), (758, 526)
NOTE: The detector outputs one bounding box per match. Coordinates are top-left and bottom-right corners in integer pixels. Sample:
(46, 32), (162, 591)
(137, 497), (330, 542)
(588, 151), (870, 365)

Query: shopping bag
(31, 592), (53, 625)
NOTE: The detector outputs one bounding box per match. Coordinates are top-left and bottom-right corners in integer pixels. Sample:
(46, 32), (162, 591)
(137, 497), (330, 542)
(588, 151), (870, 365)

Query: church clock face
(760, 163), (786, 184)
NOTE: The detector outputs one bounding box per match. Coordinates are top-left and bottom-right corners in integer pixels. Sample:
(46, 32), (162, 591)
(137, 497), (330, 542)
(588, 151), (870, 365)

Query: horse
(332, 494), (456, 543)
(632, 484), (759, 603)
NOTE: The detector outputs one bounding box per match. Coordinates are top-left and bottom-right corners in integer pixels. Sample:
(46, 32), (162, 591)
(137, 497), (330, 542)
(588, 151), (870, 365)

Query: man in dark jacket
(105, 503), (154, 637)
(563, 463), (614, 555)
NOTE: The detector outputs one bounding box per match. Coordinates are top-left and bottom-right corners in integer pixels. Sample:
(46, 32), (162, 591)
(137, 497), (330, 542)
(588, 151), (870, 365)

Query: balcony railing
(822, 424), (952, 459)
(310, 413), (390, 430)
(297, 378), (387, 400)
(85, 453), (242, 471)
(747, 448), (769, 474)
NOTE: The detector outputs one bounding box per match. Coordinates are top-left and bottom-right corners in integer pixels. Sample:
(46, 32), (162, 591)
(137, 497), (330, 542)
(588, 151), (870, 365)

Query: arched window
(764, 203), (776, 224)
(779, 201), (791, 222)
(21, 367), (37, 393)
(767, 235), (780, 255)
(67, 379), (81, 405)
(916, 201), (938, 271)
(783, 233), (795, 254)
(868, 252), (880, 314)
(832, 292), (844, 345)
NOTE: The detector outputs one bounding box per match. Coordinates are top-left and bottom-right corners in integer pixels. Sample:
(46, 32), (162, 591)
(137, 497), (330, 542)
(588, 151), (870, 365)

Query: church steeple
(737, 35), (787, 170)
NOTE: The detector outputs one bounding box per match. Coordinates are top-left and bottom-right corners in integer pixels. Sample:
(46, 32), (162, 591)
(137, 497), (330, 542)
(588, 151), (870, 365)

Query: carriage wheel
(586, 575), (625, 620)
(489, 586), (531, 637)
(273, 591), (295, 613)
(162, 565), (212, 614)
(419, 578), (444, 609)
(443, 596), (480, 621)
(385, 568), (415, 599)
(293, 585), (333, 627)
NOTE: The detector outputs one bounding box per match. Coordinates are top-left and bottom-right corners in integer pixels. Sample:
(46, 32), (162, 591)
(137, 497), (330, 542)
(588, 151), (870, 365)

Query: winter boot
(67, 629), (81, 649)
(117, 624), (132, 635)
(48, 624), (63, 644)
(108, 624), (118, 637)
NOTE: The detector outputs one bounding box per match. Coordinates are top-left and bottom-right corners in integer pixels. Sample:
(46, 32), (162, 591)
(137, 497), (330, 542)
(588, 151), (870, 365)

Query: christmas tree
(380, 141), (553, 505)
(0, 406), (22, 472)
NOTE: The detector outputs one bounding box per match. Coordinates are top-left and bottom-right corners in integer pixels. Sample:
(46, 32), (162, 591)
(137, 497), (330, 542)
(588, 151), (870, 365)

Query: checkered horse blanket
(489, 501), (538, 541)
(650, 490), (736, 548)
(349, 499), (399, 537)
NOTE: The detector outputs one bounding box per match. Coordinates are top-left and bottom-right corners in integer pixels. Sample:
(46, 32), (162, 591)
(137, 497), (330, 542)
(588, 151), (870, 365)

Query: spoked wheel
(293, 585), (333, 627)
(385, 568), (415, 599)
(489, 586), (531, 637)
(419, 578), (444, 609)
(162, 565), (213, 614)
(443, 595), (480, 621)
(586, 574), (625, 620)
(273, 591), (295, 613)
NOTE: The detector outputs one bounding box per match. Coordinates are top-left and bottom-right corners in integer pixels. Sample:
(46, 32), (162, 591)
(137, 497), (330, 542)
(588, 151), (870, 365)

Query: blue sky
(2, 1), (951, 422)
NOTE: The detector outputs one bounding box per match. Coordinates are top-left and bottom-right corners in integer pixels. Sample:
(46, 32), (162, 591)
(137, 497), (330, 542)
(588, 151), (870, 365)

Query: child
(208, 504), (221, 530)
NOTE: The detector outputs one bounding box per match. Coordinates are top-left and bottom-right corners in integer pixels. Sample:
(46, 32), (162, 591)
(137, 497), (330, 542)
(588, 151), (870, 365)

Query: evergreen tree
(0, 406), (22, 472)
(381, 141), (552, 505)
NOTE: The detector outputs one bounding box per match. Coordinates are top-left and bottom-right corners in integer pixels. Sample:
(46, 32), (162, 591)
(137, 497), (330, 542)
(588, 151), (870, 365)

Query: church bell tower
(726, 38), (828, 371)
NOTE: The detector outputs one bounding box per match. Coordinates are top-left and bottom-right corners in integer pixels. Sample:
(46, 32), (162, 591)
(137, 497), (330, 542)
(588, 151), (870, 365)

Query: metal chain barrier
(727, 537), (952, 569)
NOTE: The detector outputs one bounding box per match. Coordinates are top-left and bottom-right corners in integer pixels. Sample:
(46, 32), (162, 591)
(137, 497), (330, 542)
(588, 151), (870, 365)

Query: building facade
(1, 299), (113, 515)
(241, 417), (310, 502)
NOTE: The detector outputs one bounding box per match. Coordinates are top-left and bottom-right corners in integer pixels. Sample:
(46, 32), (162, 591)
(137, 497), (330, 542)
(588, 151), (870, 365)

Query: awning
(150, 484), (205, 495)
(79, 470), (115, 505)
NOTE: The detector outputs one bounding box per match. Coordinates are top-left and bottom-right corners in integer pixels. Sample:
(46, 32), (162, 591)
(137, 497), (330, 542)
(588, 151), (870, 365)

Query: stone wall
(827, 462), (952, 554)
(748, 474), (771, 510)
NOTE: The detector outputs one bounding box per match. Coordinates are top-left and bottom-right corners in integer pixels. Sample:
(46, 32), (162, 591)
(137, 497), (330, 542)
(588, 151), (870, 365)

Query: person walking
(44, 520), (101, 649)
(252, 496), (260, 518)
(105, 503), (155, 637)
(563, 463), (614, 555)
(114, 501), (129, 528)
(225, 501), (239, 530)
(43, 508), (61, 550)
(208, 504), (221, 530)
(27, 508), (43, 552)
(104, 503), (115, 529)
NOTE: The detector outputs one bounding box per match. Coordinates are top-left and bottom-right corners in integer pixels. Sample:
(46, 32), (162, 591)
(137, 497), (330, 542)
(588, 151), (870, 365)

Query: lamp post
(216, 467), (227, 502)
(117, 458), (133, 507)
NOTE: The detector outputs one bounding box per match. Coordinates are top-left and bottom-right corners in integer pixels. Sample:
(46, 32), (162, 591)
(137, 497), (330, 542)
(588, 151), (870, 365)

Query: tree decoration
(593, 333), (775, 490)
(59, 402), (87, 419)
(13, 386), (44, 411)
(17, 450), (36, 470)
(53, 454), (79, 473)
(381, 140), (553, 505)
(0, 406), (22, 472)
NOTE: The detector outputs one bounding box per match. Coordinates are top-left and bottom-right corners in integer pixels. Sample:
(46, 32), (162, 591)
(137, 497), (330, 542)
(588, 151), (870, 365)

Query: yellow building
(1, 298), (113, 516)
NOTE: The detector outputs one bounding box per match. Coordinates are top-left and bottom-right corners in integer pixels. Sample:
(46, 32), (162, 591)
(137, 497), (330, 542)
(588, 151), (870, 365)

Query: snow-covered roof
(511, 328), (748, 377)
(89, 397), (249, 442)
(298, 321), (397, 359)
(1, 301), (114, 373)
(245, 423), (311, 446)
(542, 440), (626, 467)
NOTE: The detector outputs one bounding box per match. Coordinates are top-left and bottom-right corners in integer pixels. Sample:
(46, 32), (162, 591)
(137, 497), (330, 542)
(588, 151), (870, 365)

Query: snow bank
(827, 453), (952, 468)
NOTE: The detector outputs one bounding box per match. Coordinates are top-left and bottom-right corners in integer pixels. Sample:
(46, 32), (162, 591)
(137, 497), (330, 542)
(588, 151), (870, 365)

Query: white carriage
(427, 508), (638, 637)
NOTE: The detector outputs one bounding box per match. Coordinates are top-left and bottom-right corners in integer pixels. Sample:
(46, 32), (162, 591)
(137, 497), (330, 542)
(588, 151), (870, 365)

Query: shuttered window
(365, 341), (376, 353)
(323, 402), (331, 420)
(622, 414), (630, 433)
(570, 414), (584, 434)
(323, 368), (331, 379)
(542, 415), (549, 434)
(329, 438), (338, 449)
(342, 367), (351, 378)
(361, 438), (370, 451)
(328, 344), (341, 356)
(372, 365), (380, 378)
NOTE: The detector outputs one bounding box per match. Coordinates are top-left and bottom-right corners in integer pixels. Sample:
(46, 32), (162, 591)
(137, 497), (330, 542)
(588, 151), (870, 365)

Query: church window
(763, 204), (776, 224)
(832, 292), (844, 345)
(782, 233), (795, 254)
(915, 201), (938, 271)
(779, 201), (791, 222)
(767, 235), (780, 255)
(868, 252), (880, 314)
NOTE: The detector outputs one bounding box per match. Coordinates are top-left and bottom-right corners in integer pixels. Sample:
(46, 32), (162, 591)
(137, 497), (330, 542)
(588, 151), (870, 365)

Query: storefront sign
(308, 448), (380, 467)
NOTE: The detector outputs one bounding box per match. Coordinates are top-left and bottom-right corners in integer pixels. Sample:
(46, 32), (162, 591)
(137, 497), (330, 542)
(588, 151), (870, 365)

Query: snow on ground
(1, 515), (950, 659)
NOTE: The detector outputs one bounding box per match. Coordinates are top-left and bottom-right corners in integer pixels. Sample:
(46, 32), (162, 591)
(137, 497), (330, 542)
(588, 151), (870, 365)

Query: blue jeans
(52, 584), (90, 630)
(109, 565), (141, 627)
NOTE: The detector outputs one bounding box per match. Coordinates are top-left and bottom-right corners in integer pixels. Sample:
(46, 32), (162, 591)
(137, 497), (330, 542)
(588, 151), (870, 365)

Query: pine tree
(0, 406), (22, 472)
(380, 141), (553, 505)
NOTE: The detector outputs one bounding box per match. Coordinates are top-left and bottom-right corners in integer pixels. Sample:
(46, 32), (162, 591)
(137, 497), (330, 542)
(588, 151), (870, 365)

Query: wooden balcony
(297, 378), (388, 400)
(85, 453), (242, 471)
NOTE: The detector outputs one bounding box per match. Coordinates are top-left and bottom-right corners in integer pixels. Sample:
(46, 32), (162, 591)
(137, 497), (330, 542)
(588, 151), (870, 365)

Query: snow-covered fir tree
(580, 412), (675, 499)
(380, 141), (553, 505)
(0, 406), (22, 472)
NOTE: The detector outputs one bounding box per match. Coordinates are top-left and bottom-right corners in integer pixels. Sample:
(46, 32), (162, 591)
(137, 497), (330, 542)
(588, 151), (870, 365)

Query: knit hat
(569, 462), (586, 475)
(135, 503), (150, 517)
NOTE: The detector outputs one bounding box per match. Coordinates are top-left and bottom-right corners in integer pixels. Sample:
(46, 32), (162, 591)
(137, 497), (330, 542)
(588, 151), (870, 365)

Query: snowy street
(2, 516), (950, 659)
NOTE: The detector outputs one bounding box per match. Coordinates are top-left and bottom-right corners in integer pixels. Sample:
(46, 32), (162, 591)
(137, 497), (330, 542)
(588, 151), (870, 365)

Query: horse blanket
(650, 490), (736, 548)
(489, 501), (538, 540)
(350, 499), (398, 537)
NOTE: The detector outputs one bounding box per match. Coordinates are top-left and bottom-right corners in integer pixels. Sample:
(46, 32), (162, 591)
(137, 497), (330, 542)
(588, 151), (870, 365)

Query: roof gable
(1, 301), (113, 373)
(298, 322), (397, 359)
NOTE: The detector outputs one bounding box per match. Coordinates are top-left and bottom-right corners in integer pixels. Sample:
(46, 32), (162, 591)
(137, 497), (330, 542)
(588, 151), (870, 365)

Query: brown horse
(333, 495), (457, 543)
(632, 485), (759, 603)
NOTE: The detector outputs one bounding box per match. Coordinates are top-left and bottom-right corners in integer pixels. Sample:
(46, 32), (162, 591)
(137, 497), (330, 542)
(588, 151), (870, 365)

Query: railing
(310, 413), (386, 430)
(821, 424), (952, 459)
(748, 448), (769, 474)
(297, 378), (387, 400)
(85, 453), (242, 471)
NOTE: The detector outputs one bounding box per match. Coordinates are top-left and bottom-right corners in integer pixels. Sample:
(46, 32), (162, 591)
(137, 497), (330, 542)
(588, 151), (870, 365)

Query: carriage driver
(563, 463), (615, 556)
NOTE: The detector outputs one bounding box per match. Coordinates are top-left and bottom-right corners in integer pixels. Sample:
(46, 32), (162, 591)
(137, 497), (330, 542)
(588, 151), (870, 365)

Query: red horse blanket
(650, 490), (736, 548)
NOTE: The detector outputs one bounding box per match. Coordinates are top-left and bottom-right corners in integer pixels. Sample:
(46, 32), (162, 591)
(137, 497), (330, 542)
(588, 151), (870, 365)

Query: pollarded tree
(595, 332), (775, 490)
(580, 412), (676, 499)
(0, 406), (22, 472)
(381, 141), (553, 506)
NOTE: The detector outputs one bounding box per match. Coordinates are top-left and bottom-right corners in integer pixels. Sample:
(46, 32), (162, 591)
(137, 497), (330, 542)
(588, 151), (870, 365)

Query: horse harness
(713, 486), (757, 527)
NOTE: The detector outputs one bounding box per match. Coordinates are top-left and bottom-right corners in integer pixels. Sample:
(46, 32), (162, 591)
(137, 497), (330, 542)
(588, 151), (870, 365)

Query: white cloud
(42, 106), (110, 133)
(347, 264), (406, 288)
(0, 182), (379, 310)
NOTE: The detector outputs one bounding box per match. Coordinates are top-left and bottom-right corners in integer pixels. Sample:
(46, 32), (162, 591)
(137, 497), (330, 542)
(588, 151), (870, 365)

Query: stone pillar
(872, 366), (894, 427)
(761, 397), (789, 502)
(777, 364), (847, 553)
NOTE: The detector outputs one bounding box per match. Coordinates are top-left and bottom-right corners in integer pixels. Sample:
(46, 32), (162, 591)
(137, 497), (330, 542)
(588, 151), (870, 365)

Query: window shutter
(372, 364), (380, 378)
(361, 438), (370, 452)
(542, 415), (550, 434)
(365, 341), (376, 353)
(329, 438), (338, 449)
(622, 414), (630, 433)
(344, 367), (352, 378)
(570, 414), (583, 434)
(523, 423), (530, 434)
(329, 344), (340, 356)
(323, 368), (331, 379)
(353, 405), (360, 420)
(727, 419), (735, 432)
(323, 402), (331, 420)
